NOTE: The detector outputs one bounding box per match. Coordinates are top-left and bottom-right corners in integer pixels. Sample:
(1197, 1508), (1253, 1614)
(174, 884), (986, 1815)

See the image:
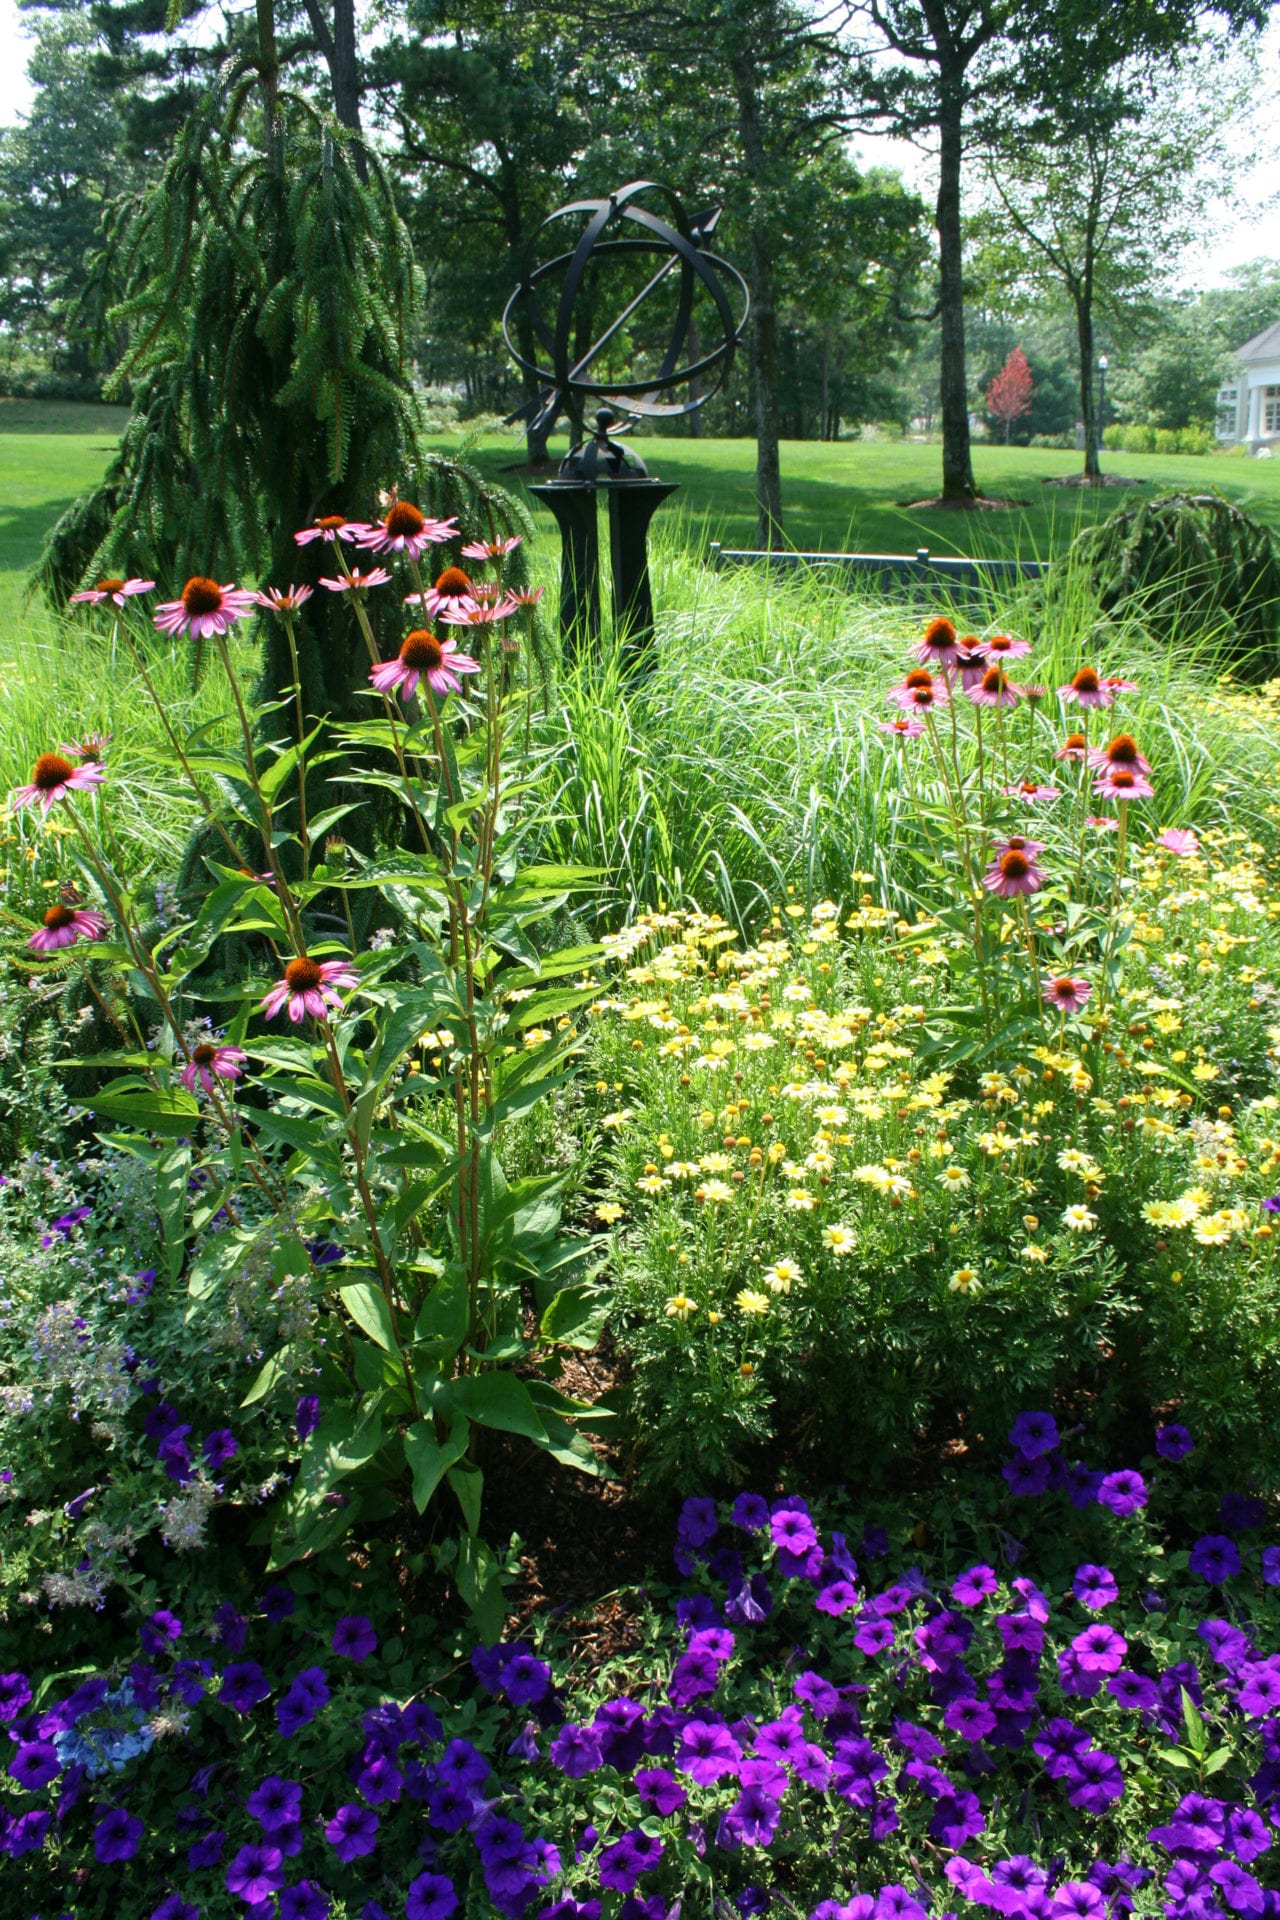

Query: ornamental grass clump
(2, 1423), (1280, 1918)
(6, 511), (608, 1631)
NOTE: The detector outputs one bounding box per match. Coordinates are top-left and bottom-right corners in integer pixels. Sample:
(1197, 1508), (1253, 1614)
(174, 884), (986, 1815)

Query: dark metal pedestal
(530, 476), (679, 665)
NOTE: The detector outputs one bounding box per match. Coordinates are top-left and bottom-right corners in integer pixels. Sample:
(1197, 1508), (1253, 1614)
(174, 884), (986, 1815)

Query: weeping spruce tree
(37, 0), (521, 730)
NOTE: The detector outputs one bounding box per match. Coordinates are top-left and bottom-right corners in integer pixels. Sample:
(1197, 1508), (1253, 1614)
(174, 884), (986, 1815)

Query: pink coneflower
(61, 733), (111, 763)
(10, 752), (106, 814)
(180, 1042), (248, 1095)
(254, 585), (314, 614)
(69, 576), (154, 608)
(890, 667), (949, 711)
(1058, 666), (1114, 709)
(1087, 814), (1120, 832)
(27, 904), (107, 953)
(1088, 732), (1151, 775)
(261, 954), (359, 1024)
(954, 642), (988, 690)
(968, 665), (1022, 708)
(1004, 779), (1060, 803)
(154, 577), (256, 640)
(982, 846), (1046, 897)
(1094, 764), (1154, 801)
(360, 501), (457, 560)
(912, 616), (963, 670)
(1158, 827), (1200, 857)
(295, 514), (370, 546)
(975, 631), (1032, 661)
(438, 595), (520, 628)
(1042, 975), (1092, 1014)
(461, 535), (522, 561)
(369, 630), (480, 702)
(319, 568), (391, 594)
(991, 833), (1046, 861)
(1055, 732), (1089, 762)
(404, 564), (476, 620)
(1101, 675), (1138, 695)
(510, 583), (545, 608)
(879, 714), (926, 740)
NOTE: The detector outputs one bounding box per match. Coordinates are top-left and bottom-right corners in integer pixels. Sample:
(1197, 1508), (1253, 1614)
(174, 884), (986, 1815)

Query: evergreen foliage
(33, 25), (525, 729)
(1064, 489), (1280, 668)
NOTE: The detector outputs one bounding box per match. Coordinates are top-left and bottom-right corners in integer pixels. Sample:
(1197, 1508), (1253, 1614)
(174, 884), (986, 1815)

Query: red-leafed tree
(986, 347), (1035, 442)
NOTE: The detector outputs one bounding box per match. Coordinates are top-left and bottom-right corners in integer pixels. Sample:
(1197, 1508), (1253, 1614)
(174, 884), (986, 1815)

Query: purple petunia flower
(280, 1884), (330, 1920)
(598, 1831), (663, 1893)
(550, 1723), (602, 1778)
(679, 1719), (742, 1785)
(94, 1808), (144, 1863)
(731, 1493), (770, 1532)
(1108, 1670), (1160, 1712)
(1052, 1882), (1106, 1920)
(295, 1395), (321, 1441)
(1190, 1534), (1243, 1584)
(203, 1427), (238, 1468)
(405, 1874), (458, 1920)
(930, 1789), (986, 1847)
(151, 1898), (198, 1920)
(854, 1617), (896, 1657)
(1009, 1410), (1060, 1459)
(1072, 1623), (1128, 1673)
(1262, 1547), (1280, 1587)
(247, 1776), (302, 1832)
(1065, 1748), (1125, 1811)
(770, 1506), (818, 1557)
(219, 1662), (269, 1713)
(815, 1578), (858, 1616)
(8, 1741), (59, 1790)
(188, 1831), (226, 1870)
(0, 1672), (32, 1722)
(951, 1563), (999, 1606)
(677, 1496), (719, 1549)
(226, 1841), (285, 1903)
(1003, 1454), (1052, 1497)
(1155, 1423), (1194, 1460)
(1072, 1563), (1118, 1609)
(332, 1615), (377, 1661)
(1097, 1469), (1147, 1517)
(636, 1767), (687, 1815)
(261, 1584), (295, 1621)
(1237, 1661), (1280, 1718)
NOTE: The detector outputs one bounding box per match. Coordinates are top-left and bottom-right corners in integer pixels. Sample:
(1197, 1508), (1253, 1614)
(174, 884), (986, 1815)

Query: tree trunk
(303, 0), (366, 178)
(1075, 293), (1100, 481)
(936, 78), (976, 501)
(730, 48), (784, 548)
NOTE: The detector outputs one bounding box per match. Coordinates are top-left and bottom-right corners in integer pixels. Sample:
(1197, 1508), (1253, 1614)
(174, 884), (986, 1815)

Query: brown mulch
(897, 495), (1029, 511)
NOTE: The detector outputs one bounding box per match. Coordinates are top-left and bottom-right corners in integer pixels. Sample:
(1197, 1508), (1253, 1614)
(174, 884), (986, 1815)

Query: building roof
(1238, 319), (1280, 362)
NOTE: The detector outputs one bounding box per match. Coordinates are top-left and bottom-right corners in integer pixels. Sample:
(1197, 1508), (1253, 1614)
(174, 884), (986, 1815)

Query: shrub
(1102, 425), (1127, 452)
(1154, 430), (1180, 457)
(1065, 491), (1280, 669)
(1120, 425), (1157, 454)
(1176, 426), (1214, 457)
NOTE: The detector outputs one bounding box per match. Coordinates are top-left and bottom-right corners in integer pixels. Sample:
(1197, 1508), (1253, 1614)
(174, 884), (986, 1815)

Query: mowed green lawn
(3, 401), (1280, 638)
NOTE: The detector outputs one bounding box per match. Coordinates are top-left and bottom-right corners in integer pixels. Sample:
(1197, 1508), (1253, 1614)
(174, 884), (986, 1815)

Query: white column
(1247, 378), (1262, 449)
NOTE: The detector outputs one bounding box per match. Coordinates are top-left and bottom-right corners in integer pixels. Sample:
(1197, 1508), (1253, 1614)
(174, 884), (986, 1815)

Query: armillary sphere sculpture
(502, 180), (749, 656)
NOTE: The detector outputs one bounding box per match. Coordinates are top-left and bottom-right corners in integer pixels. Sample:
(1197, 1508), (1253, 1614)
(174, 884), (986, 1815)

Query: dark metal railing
(708, 543), (1047, 589)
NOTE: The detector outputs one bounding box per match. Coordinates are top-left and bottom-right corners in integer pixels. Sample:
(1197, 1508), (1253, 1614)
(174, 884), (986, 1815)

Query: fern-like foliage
(35, 65), (527, 726)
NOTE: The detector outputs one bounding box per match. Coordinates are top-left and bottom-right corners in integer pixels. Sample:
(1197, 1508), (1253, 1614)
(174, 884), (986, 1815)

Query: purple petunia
(295, 1394), (321, 1441)
(0, 1672), (33, 1722)
(951, 1563), (999, 1606)
(226, 1841), (285, 1903)
(151, 1898), (199, 1920)
(636, 1767), (687, 1815)
(203, 1427), (239, 1468)
(731, 1492), (770, 1532)
(679, 1719), (742, 1785)
(94, 1808), (144, 1864)
(598, 1831), (663, 1893)
(1064, 1747), (1125, 1811)
(280, 1884), (330, 1920)
(1097, 1469), (1147, 1516)
(1189, 1534), (1243, 1584)
(332, 1615), (377, 1661)
(247, 1776), (302, 1832)
(219, 1662), (269, 1713)
(550, 1723), (603, 1778)
(1155, 1423), (1193, 1460)
(405, 1874), (458, 1920)
(8, 1741), (60, 1791)
(1072, 1563), (1118, 1610)
(1009, 1410), (1060, 1459)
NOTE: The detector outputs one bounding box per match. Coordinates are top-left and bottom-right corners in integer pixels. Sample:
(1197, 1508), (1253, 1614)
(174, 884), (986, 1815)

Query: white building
(1216, 320), (1280, 452)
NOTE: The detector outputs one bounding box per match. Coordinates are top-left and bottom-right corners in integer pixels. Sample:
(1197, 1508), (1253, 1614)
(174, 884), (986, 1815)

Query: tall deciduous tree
(972, 38), (1256, 478)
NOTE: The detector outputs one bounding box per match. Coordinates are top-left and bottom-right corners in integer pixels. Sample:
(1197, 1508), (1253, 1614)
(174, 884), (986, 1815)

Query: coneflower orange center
(284, 956), (323, 991)
(1110, 768), (1136, 788)
(1072, 667), (1100, 693)
(434, 566), (472, 597)
(193, 1043), (218, 1066)
(1052, 978), (1075, 994)
(1019, 781), (1039, 794)
(401, 630), (444, 671)
(1107, 733), (1139, 763)
(181, 576), (224, 616)
(96, 578), (126, 594)
(924, 617), (956, 646)
(912, 688), (935, 707)
(904, 668), (933, 690)
(1000, 851), (1031, 879)
(987, 634), (1013, 652)
(980, 667), (1007, 693)
(1006, 835), (1031, 852)
(33, 752), (75, 790)
(317, 514), (347, 531)
(1063, 732), (1086, 752)
(384, 501), (426, 537)
(43, 905), (75, 930)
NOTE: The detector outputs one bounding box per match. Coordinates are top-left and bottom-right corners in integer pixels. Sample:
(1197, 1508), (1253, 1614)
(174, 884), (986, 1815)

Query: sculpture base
(530, 478), (679, 664)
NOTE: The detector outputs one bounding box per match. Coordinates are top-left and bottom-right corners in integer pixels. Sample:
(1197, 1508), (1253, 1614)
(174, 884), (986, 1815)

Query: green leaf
(447, 1461), (483, 1535)
(241, 1346), (297, 1408)
(413, 1272), (469, 1350)
(1203, 1749), (1234, 1776)
(339, 1281), (401, 1354)
(155, 1145), (191, 1285)
(87, 1078), (199, 1137)
(404, 1420), (470, 1513)
(540, 1284), (610, 1350)
(451, 1371), (547, 1442)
